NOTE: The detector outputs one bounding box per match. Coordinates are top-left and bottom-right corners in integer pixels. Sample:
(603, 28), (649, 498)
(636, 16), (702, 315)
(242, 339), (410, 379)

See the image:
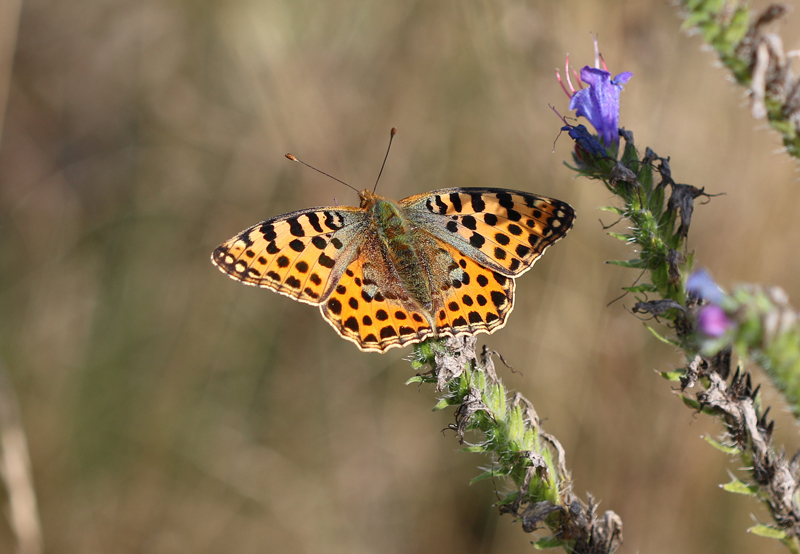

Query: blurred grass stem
(0, 0), (22, 146)
(0, 358), (43, 554)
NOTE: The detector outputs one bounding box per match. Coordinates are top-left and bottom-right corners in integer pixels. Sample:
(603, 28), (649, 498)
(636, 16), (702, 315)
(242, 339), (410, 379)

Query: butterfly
(212, 187), (575, 352)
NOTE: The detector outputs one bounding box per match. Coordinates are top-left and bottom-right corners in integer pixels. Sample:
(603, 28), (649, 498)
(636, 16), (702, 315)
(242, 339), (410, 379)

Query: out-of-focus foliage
(0, 0), (797, 553)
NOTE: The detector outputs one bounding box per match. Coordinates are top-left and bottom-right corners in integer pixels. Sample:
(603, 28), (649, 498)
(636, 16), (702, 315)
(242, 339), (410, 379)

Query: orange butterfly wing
(213, 188), (574, 352)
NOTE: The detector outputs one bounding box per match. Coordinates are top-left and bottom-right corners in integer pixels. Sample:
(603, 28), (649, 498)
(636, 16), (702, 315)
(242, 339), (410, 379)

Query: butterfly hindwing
(212, 206), (368, 305)
(400, 188), (575, 276)
(319, 236), (435, 352)
(425, 240), (515, 337)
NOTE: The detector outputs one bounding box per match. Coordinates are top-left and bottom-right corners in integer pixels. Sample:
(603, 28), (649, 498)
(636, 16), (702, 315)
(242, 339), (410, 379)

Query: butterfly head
(358, 188), (384, 210)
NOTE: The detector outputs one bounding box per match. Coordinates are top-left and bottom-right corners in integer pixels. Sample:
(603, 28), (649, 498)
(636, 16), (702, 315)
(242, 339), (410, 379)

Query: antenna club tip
(285, 153), (298, 161)
(390, 127), (397, 136)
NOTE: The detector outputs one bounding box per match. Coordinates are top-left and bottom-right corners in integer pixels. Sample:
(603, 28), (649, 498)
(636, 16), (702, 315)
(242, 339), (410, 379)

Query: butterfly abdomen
(372, 198), (433, 311)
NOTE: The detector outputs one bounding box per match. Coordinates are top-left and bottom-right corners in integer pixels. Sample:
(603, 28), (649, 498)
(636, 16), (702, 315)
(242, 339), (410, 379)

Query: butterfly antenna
(285, 154), (361, 194)
(373, 127), (396, 193)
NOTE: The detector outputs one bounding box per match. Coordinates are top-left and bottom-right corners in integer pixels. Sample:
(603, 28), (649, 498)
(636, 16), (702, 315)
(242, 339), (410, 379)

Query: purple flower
(687, 269), (733, 338)
(696, 305), (732, 338)
(556, 38), (632, 147)
(686, 269), (724, 304)
(569, 67), (632, 146)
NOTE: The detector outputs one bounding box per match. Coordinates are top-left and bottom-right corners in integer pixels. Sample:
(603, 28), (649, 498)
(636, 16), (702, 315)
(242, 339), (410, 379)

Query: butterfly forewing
(400, 188), (575, 276)
(211, 206), (368, 305)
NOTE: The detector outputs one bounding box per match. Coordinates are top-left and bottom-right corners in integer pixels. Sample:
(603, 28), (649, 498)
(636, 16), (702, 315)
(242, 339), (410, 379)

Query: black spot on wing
(319, 254), (335, 268)
(288, 218), (304, 237)
(497, 192), (513, 209)
(490, 291), (506, 308)
(344, 317), (359, 333)
(449, 192), (463, 212)
(327, 298), (342, 315)
(305, 212), (324, 233)
(461, 215), (477, 230)
(427, 196), (448, 215)
(452, 316), (467, 327)
(260, 223), (277, 241)
(324, 211), (345, 230)
(469, 193), (485, 212)
(469, 233), (485, 248)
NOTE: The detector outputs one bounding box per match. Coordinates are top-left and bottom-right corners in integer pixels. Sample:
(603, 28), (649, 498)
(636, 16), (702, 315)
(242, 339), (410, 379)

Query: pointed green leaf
(598, 206), (624, 214)
(470, 467), (510, 484)
(405, 376), (424, 385)
(433, 398), (450, 411)
(681, 395), (701, 410)
(748, 524), (787, 539)
(534, 536), (567, 550)
(660, 369), (685, 382)
(607, 259), (646, 269)
(608, 232), (634, 243)
(623, 284), (658, 294)
(470, 471), (497, 484)
(645, 324), (680, 347)
(703, 436), (739, 455)
(721, 477), (758, 496)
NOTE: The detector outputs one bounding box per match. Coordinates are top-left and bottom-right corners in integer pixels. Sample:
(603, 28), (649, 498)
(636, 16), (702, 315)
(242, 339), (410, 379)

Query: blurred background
(0, 0), (798, 552)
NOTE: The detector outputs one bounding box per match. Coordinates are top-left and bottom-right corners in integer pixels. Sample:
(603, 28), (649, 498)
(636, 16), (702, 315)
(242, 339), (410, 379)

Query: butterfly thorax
(360, 190), (434, 312)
